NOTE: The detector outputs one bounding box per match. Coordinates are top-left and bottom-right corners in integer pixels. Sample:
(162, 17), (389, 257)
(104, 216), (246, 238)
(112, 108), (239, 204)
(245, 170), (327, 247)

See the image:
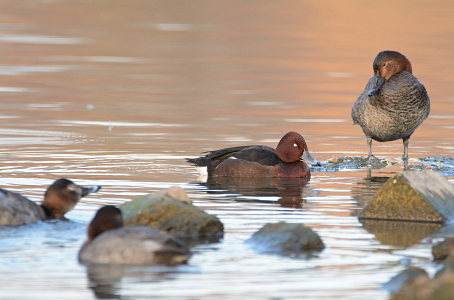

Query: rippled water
(1, 1), (454, 299)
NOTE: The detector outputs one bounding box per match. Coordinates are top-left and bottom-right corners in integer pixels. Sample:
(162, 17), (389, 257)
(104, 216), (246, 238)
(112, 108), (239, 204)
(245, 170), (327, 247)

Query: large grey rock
(359, 170), (454, 223)
(246, 222), (324, 255)
(120, 187), (223, 239)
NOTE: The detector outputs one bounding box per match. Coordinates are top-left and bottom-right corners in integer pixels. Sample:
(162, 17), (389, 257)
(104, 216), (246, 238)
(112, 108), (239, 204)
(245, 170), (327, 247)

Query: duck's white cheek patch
(143, 240), (162, 252)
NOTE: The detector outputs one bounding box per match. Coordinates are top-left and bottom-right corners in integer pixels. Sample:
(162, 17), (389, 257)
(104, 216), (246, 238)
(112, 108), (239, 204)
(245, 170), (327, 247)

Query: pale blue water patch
(153, 23), (195, 31)
(220, 136), (252, 142)
(248, 101), (279, 106)
(325, 72), (355, 78)
(0, 35), (85, 44)
(0, 115), (20, 119)
(0, 86), (30, 92)
(27, 103), (68, 110)
(0, 137), (73, 146)
(56, 120), (187, 128)
(0, 65), (71, 76)
(44, 56), (146, 64)
(285, 118), (347, 123)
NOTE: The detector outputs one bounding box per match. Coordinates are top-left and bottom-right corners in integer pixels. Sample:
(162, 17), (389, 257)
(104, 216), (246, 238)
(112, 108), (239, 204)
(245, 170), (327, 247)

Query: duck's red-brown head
(274, 132), (319, 166)
(275, 132), (307, 163)
(87, 205), (123, 241)
(368, 50), (413, 96)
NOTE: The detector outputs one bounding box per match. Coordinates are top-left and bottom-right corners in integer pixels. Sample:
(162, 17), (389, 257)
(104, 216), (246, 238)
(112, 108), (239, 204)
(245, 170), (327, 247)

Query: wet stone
(312, 156), (389, 172)
(120, 187), (224, 240)
(359, 170), (454, 223)
(418, 157), (454, 177)
(390, 271), (454, 300)
(246, 222), (325, 256)
(383, 267), (429, 294)
(432, 237), (454, 261)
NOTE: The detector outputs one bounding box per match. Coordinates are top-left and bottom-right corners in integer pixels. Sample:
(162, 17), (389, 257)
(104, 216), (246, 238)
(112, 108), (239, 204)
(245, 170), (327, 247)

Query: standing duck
(351, 50), (430, 161)
(78, 205), (191, 265)
(186, 131), (320, 179)
(0, 178), (101, 226)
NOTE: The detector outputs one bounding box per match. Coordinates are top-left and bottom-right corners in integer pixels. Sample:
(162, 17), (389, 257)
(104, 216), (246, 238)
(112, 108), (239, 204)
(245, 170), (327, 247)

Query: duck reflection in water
(198, 176), (316, 209)
(85, 264), (193, 299)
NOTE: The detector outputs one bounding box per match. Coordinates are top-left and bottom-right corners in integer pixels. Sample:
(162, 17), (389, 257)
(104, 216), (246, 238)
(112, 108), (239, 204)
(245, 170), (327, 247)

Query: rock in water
(432, 238), (454, 261)
(383, 267), (429, 294)
(246, 222), (324, 255)
(120, 187), (224, 239)
(359, 170), (454, 223)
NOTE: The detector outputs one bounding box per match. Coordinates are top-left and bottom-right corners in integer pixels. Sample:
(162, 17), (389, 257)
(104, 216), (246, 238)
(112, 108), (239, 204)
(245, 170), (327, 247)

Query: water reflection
(85, 264), (194, 299)
(352, 175), (442, 248)
(196, 176), (312, 208)
(360, 219), (441, 248)
(350, 175), (390, 214)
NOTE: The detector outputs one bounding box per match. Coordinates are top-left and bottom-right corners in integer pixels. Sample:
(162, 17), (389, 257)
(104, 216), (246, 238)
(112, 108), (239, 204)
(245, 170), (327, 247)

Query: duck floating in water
(0, 178), (101, 226)
(351, 50), (430, 161)
(78, 205), (191, 265)
(186, 131), (320, 179)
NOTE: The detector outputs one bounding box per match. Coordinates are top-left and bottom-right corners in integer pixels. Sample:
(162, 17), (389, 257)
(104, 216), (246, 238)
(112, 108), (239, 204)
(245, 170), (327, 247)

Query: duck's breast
(0, 189), (46, 226)
(351, 72), (430, 141)
(272, 162), (311, 179)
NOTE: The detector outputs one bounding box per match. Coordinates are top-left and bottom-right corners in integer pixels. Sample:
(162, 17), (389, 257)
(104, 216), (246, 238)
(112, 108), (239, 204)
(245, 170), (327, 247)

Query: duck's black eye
(382, 63), (386, 67)
(293, 143), (298, 147)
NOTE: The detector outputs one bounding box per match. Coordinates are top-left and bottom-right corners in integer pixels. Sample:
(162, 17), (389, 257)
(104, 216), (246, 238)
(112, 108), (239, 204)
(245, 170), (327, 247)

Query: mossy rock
(359, 170), (454, 223)
(246, 222), (324, 255)
(120, 187), (223, 239)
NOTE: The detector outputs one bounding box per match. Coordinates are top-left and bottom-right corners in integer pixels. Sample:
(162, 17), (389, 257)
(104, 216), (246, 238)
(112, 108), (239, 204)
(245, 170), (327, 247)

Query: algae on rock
(120, 187), (224, 239)
(359, 170), (454, 223)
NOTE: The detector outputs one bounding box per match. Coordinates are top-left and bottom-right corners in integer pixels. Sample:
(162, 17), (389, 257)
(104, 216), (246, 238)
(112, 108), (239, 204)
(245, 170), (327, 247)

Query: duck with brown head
(351, 50), (430, 162)
(0, 178), (101, 226)
(78, 205), (191, 266)
(186, 132), (320, 179)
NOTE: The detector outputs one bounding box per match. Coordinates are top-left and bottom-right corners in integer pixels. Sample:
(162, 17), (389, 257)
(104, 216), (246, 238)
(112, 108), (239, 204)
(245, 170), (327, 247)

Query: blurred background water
(1, 0), (454, 299)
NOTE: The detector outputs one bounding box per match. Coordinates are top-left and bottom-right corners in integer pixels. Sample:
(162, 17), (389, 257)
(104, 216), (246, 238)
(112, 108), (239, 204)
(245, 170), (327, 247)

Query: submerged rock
(432, 238), (454, 261)
(120, 187), (224, 240)
(390, 271), (454, 300)
(418, 157), (454, 177)
(246, 222), (324, 256)
(359, 170), (454, 223)
(383, 267), (429, 294)
(313, 156), (389, 172)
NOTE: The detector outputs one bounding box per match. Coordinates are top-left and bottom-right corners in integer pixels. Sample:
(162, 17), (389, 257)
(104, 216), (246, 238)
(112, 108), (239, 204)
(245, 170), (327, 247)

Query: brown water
(1, 1), (454, 299)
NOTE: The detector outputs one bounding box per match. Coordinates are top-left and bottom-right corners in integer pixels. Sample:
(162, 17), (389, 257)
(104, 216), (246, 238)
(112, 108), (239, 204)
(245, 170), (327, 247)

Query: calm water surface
(1, 1), (454, 299)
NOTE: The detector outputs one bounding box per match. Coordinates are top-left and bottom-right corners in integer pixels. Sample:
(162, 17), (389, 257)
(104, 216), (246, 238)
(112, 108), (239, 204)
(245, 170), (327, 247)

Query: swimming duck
(351, 50), (430, 161)
(186, 131), (320, 179)
(0, 178), (101, 226)
(78, 205), (191, 265)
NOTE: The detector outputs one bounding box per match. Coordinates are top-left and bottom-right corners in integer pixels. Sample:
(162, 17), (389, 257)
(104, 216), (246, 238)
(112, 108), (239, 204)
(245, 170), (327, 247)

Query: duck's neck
(40, 204), (63, 219)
